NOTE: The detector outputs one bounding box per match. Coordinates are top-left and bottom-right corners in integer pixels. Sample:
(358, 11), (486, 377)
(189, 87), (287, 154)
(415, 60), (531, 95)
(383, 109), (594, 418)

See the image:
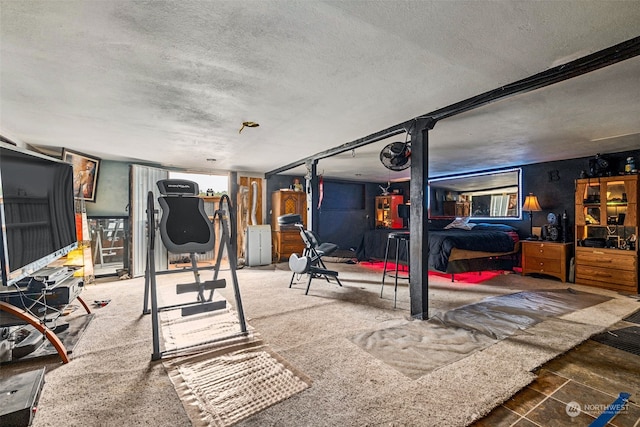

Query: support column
(409, 118), (435, 319)
(305, 160), (318, 231)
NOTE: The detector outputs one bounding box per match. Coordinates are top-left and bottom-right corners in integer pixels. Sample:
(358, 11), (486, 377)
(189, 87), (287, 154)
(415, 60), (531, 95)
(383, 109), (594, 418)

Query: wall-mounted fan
(380, 141), (411, 171)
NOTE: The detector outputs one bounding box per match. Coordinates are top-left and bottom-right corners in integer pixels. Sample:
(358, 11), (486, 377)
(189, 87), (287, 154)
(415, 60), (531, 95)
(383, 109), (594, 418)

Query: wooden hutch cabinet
(271, 190), (307, 261)
(574, 175), (639, 293)
(375, 195), (404, 229)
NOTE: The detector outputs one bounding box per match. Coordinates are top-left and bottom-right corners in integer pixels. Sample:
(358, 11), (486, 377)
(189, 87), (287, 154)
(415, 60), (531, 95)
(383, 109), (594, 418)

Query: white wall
(85, 160), (130, 216)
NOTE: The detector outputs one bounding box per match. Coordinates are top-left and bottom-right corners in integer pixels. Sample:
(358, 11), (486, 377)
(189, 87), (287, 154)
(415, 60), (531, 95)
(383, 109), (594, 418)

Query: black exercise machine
(143, 179), (248, 360)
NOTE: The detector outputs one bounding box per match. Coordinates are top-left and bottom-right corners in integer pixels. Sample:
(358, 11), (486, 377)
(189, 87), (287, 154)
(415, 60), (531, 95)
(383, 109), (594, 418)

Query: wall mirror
(428, 168), (521, 220)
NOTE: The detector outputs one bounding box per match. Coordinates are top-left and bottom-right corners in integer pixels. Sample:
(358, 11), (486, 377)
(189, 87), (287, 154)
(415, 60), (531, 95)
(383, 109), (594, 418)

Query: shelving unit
(375, 195), (404, 229)
(574, 175), (638, 293)
(0, 267), (91, 364)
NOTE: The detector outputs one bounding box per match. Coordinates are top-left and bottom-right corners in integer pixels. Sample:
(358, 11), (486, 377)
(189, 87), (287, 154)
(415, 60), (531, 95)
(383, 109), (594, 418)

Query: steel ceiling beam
(265, 35), (640, 178)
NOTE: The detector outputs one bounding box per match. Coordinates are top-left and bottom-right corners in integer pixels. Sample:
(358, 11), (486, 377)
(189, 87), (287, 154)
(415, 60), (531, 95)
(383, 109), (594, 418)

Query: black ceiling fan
(379, 141), (411, 171)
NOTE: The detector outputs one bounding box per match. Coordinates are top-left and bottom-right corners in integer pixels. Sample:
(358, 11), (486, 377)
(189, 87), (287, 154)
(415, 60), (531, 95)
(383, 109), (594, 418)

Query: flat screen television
(0, 143), (77, 287)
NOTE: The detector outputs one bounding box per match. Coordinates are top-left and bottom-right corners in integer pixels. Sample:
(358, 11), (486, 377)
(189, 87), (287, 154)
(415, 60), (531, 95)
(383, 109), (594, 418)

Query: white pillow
(444, 217), (475, 230)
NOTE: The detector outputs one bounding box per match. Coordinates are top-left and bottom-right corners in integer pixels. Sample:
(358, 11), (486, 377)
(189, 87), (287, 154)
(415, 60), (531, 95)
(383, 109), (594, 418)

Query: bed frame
(443, 242), (521, 281)
(356, 229), (521, 281)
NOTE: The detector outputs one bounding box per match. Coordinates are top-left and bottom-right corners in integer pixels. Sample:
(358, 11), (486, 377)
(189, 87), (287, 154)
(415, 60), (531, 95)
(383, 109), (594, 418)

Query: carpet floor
(1, 261), (637, 427)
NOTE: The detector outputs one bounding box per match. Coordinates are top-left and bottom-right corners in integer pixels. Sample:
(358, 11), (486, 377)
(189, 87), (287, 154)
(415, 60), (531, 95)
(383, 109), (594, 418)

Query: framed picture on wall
(62, 148), (101, 202)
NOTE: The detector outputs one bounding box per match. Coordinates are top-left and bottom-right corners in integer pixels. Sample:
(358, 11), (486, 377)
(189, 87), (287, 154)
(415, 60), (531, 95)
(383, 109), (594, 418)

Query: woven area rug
(156, 289), (311, 427)
(163, 340), (311, 427)
(159, 297), (251, 354)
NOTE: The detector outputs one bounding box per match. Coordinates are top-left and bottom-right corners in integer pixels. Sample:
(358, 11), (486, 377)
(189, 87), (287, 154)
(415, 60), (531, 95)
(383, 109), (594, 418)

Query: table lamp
(522, 193), (542, 240)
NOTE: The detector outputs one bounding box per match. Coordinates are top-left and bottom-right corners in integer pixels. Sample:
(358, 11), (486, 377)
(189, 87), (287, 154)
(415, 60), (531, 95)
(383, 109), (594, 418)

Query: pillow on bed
(444, 217), (476, 230)
(471, 223), (518, 232)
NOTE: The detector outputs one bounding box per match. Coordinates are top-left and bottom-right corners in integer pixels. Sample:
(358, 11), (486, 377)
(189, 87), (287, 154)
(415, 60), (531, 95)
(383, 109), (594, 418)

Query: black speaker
(562, 210), (569, 243)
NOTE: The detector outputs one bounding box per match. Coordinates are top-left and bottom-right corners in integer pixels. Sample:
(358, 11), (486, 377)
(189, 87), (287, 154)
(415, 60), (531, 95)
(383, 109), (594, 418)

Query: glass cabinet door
(576, 177), (637, 250)
(582, 181), (601, 225)
(605, 181), (627, 225)
(584, 206), (600, 225)
(584, 182), (601, 204)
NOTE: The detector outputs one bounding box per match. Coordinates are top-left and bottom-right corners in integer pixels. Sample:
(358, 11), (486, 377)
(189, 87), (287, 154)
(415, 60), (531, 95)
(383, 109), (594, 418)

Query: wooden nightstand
(521, 241), (573, 282)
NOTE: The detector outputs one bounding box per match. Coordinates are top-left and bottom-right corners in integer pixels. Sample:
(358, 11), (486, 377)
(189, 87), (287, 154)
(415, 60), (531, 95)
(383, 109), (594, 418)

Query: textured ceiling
(1, 1), (639, 182)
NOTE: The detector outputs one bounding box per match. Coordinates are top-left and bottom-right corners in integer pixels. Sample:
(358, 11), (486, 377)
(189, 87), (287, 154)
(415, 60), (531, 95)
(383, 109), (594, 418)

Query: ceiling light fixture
(206, 158), (216, 162)
(239, 121), (260, 134)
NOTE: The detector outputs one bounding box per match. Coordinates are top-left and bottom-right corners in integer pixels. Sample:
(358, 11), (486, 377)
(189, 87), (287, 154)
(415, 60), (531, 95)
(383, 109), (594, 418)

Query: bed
(356, 222), (520, 280)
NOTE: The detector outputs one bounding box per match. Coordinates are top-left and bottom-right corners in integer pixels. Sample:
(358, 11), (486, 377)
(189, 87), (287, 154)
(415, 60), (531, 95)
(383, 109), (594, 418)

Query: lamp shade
(522, 193), (542, 212)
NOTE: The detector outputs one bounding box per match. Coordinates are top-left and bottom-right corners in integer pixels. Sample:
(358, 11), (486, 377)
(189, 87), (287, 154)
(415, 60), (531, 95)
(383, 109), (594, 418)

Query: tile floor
(472, 319), (640, 427)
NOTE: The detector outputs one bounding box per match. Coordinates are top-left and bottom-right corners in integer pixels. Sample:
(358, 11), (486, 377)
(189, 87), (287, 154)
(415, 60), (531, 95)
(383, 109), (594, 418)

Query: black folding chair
(279, 214), (342, 294)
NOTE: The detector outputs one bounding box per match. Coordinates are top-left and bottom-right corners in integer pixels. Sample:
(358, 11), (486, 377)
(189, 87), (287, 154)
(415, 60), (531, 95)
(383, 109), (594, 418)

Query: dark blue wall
(267, 148), (640, 251)
(521, 148), (640, 240)
(315, 181), (374, 250)
(266, 175), (409, 251)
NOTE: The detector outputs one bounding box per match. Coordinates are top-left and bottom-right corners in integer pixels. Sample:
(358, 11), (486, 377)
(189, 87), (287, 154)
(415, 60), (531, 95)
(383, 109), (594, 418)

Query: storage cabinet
(574, 247), (636, 291)
(245, 225), (272, 266)
(521, 241), (572, 282)
(272, 229), (304, 262)
(375, 195), (404, 229)
(575, 175), (639, 293)
(271, 190), (307, 261)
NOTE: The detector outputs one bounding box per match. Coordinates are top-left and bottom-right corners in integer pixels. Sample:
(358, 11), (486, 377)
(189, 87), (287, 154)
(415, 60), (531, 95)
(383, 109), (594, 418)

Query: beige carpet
(227, 264), (638, 427)
(2, 262), (637, 427)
